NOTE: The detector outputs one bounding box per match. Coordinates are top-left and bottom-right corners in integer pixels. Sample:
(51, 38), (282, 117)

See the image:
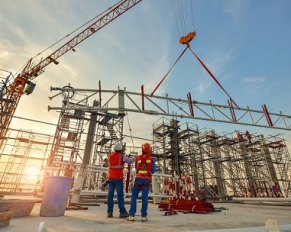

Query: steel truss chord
(48, 86), (291, 131)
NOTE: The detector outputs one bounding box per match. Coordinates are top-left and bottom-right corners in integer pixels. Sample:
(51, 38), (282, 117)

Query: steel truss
(48, 86), (291, 131)
(46, 86), (291, 200)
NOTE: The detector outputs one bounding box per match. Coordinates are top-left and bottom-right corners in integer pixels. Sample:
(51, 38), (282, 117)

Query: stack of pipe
(158, 199), (215, 214)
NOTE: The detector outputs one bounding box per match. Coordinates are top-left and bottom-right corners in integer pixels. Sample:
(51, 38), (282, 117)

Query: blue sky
(1, 0), (291, 147)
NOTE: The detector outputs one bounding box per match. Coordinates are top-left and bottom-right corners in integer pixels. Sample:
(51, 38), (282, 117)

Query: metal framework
(1, 85), (290, 201)
(0, 129), (53, 193)
(152, 120), (291, 199)
(46, 87), (87, 177)
(85, 111), (124, 191)
(46, 86), (291, 200)
(48, 86), (291, 131)
(0, 0), (143, 150)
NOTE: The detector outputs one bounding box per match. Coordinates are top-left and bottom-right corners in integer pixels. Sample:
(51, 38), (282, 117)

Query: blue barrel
(40, 176), (73, 217)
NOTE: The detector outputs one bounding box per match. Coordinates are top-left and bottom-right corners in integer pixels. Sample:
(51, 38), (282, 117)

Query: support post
(71, 100), (99, 203)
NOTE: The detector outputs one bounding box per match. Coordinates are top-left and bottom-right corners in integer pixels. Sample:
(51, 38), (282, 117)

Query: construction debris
(164, 210), (178, 216)
(66, 203), (89, 211)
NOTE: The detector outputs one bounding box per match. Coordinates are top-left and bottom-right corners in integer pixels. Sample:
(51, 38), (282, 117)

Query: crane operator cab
(24, 80), (36, 95)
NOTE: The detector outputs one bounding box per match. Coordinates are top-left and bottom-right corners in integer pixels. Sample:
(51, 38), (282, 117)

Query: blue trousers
(107, 179), (127, 213)
(129, 178), (151, 217)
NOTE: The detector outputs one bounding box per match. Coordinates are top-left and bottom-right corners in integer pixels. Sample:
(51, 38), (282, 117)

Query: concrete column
(71, 100), (98, 203)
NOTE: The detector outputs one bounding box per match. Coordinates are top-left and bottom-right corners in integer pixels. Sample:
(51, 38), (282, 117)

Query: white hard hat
(114, 142), (123, 151)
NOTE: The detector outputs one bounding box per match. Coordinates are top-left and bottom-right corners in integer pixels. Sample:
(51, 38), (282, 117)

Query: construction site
(0, 0), (291, 231)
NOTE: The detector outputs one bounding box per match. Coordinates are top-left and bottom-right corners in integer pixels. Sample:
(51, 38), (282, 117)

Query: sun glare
(25, 167), (40, 183)
(26, 167), (39, 176)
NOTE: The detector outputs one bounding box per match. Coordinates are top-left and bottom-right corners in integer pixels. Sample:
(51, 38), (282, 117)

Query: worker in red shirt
(237, 131), (243, 142)
(272, 182), (283, 197)
(107, 142), (134, 218)
(245, 130), (252, 143)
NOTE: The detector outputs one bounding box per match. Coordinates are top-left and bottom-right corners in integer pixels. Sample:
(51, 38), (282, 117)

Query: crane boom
(0, 0), (143, 148)
(21, 0), (143, 80)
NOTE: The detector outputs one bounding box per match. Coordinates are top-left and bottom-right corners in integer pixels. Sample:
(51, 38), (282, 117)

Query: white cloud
(194, 80), (212, 94)
(224, 0), (250, 26)
(244, 76), (266, 84)
(1, 0), (291, 146)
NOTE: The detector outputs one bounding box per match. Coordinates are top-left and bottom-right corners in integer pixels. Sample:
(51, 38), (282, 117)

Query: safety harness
(135, 154), (152, 190)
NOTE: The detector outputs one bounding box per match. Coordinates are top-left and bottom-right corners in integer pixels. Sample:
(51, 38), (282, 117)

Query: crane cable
(178, 0), (186, 36)
(152, 1), (238, 108)
(190, 0), (196, 32)
(170, 0), (181, 38)
(32, 1), (123, 59)
(15, 1), (124, 76)
(151, 1), (196, 96)
(171, 0), (196, 39)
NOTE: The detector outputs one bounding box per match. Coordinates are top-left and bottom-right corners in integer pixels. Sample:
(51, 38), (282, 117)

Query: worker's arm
(123, 155), (135, 163)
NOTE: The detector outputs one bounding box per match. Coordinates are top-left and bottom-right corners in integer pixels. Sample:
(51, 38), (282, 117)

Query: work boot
(141, 216), (148, 222)
(127, 215), (135, 221)
(119, 212), (129, 218)
(107, 212), (113, 218)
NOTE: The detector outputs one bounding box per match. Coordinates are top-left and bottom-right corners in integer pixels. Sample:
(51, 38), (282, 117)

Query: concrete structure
(2, 197), (291, 232)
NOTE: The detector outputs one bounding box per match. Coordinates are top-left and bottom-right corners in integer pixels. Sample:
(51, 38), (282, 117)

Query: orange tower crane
(0, 0), (143, 148)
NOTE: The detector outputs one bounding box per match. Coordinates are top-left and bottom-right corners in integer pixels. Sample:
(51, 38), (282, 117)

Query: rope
(188, 47), (239, 108)
(151, 47), (188, 96)
(126, 111), (135, 147)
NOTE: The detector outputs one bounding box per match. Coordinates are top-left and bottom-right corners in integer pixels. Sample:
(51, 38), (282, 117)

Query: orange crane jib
(179, 31), (196, 45)
(0, 0), (143, 150)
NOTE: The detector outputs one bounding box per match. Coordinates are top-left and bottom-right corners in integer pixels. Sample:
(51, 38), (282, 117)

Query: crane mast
(0, 0), (142, 147)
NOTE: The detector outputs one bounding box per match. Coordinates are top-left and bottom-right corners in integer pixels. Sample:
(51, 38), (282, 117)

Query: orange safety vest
(237, 133), (243, 140)
(136, 154), (153, 180)
(108, 151), (125, 179)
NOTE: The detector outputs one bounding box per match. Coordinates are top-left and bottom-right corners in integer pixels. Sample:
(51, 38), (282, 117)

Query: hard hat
(114, 142), (123, 151)
(142, 143), (151, 153)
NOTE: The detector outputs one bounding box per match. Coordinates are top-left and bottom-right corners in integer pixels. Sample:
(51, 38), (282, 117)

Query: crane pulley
(179, 31), (196, 45)
(150, 1), (238, 107)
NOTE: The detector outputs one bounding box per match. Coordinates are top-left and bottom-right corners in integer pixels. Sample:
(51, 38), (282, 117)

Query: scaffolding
(0, 129), (53, 193)
(45, 86), (291, 200)
(152, 117), (291, 200)
(152, 118), (202, 198)
(46, 88), (87, 177)
(0, 86), (290, 201)
(85, 111), (124, 191)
